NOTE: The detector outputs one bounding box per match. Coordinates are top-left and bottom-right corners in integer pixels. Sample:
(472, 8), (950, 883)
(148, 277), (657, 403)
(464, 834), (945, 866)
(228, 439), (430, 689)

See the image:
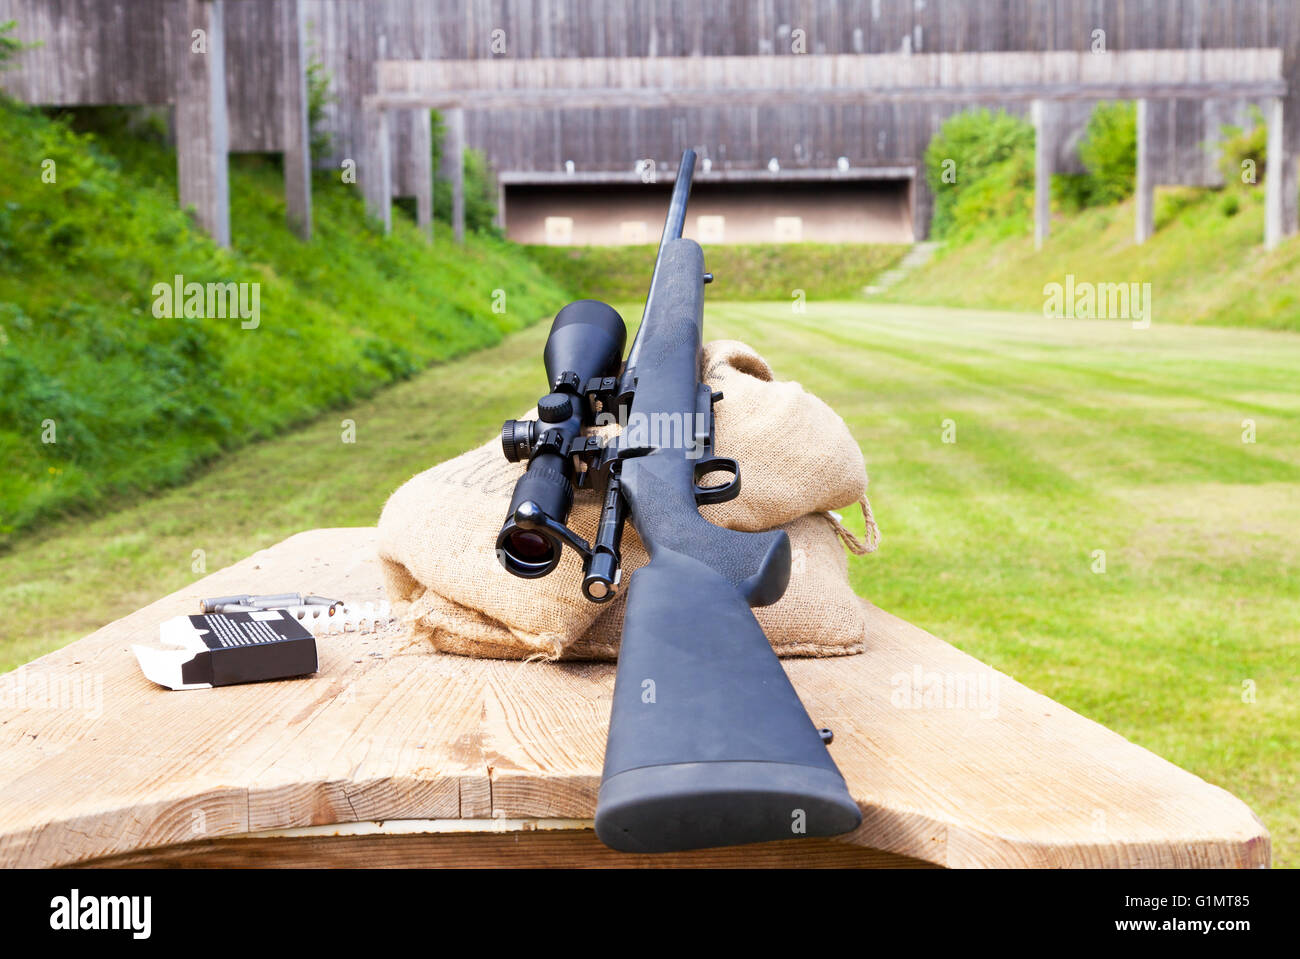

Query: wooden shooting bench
(0, 528), (1269, 868)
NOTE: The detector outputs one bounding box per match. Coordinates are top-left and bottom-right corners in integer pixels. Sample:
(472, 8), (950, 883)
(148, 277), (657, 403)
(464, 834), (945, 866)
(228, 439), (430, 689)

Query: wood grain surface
(0, 528), (1269, 868)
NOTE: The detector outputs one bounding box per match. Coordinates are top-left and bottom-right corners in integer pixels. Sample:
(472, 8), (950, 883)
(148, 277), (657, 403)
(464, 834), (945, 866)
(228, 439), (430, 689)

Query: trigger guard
(692, 457), (741, 506)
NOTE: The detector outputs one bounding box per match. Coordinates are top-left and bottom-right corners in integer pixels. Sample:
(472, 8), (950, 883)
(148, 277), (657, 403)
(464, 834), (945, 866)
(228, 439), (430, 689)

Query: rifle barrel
(625, 148), (697, 371)
(659, 148), (696, 246)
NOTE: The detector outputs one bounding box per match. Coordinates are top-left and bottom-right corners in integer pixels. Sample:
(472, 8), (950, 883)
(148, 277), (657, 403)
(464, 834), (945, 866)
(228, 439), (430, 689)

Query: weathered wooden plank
(225, 0), (286, 152)
(0, 527), (1270, 868)
(496, 166), (916, 185)
(371, 50), (1287, 111)
(0, 0), (172, 104)
(408, 108), (434, 239)
(1281, 116), (1299, 239)
(76, 826), (937, 868)
(370, 79), (1287, 113)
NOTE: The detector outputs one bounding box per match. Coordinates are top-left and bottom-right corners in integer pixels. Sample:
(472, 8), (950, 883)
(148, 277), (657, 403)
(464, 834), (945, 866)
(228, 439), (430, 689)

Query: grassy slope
(525, 242), (907, 302)
(0, 103), (566, 543)
(1, 301), (1296, 865)
(882, 186), (1300, 331)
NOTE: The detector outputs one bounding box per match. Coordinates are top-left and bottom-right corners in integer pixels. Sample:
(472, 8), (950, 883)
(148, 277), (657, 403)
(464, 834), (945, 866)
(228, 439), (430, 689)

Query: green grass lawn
(1, 300), (1296, 866)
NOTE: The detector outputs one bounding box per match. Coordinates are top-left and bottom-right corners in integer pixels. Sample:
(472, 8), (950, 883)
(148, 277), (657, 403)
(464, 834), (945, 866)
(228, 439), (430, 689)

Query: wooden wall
(0, 0), (1294, 241)
(300, 0), (1300, 182)
(0, 0), (174, 105)
(4, 0), (1294, 180)
(0, 0), (315, 241)
(0, 0), (302, 153)
(224, 0), (293, 152)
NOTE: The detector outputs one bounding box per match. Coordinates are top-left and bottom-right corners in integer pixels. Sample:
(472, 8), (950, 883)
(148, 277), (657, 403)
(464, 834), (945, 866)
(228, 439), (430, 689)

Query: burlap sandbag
(378, 340), (879, 660)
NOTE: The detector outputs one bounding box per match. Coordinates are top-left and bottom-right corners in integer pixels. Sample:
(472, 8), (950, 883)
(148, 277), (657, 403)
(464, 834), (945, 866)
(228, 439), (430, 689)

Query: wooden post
(281, 0), (312, 240)
(1282, 94), (1299, 243)
(1283, 83), (1299, 242)
(1283, 148), (1299, 243)
(1135, 98), (1155, 245)
(444, 108), (466, 244)
(362, 107), (392, 233)
(908, 172), (931, 241)
(1265, 97), (1286, 250)
(495, 178), (506, 232)
(174, 0), (230, 247)
(412, 109), (433, 241)
(1032, 99), (1051, 249)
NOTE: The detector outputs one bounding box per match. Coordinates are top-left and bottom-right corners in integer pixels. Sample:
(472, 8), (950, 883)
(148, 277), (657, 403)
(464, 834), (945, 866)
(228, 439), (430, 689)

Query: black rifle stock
(495, 149), (861, 853)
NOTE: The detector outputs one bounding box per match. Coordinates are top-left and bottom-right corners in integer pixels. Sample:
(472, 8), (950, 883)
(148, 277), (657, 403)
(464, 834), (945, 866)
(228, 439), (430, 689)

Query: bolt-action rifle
(495, 149), (861, 852)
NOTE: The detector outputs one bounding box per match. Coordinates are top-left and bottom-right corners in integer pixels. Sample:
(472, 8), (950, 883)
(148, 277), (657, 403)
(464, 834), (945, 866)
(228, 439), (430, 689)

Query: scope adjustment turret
(537, 393), (574, 424)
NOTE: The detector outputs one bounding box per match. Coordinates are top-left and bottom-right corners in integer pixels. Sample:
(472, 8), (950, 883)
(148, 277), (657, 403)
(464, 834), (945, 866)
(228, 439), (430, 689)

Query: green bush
(925, 109), (1035, 241)
(1053, 101), (1137, 211)
(928, 102), (1138, 237)
(1078, 101), (1137, 204)
(1218, 107), (1268, 188)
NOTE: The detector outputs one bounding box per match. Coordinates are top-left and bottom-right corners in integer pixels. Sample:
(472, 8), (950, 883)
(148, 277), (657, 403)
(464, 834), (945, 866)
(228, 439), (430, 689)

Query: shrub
(925, 109), (1036, 240)
(1052, 102), (1138, 211)
(1218, 107), (1268, 187)
(1076, 101), (1137, 205)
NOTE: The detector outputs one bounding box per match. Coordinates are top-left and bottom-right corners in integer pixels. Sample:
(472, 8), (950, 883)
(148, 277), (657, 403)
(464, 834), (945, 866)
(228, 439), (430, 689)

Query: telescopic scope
(495, 150), (697, 601)
(495, 299), (626, 583)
